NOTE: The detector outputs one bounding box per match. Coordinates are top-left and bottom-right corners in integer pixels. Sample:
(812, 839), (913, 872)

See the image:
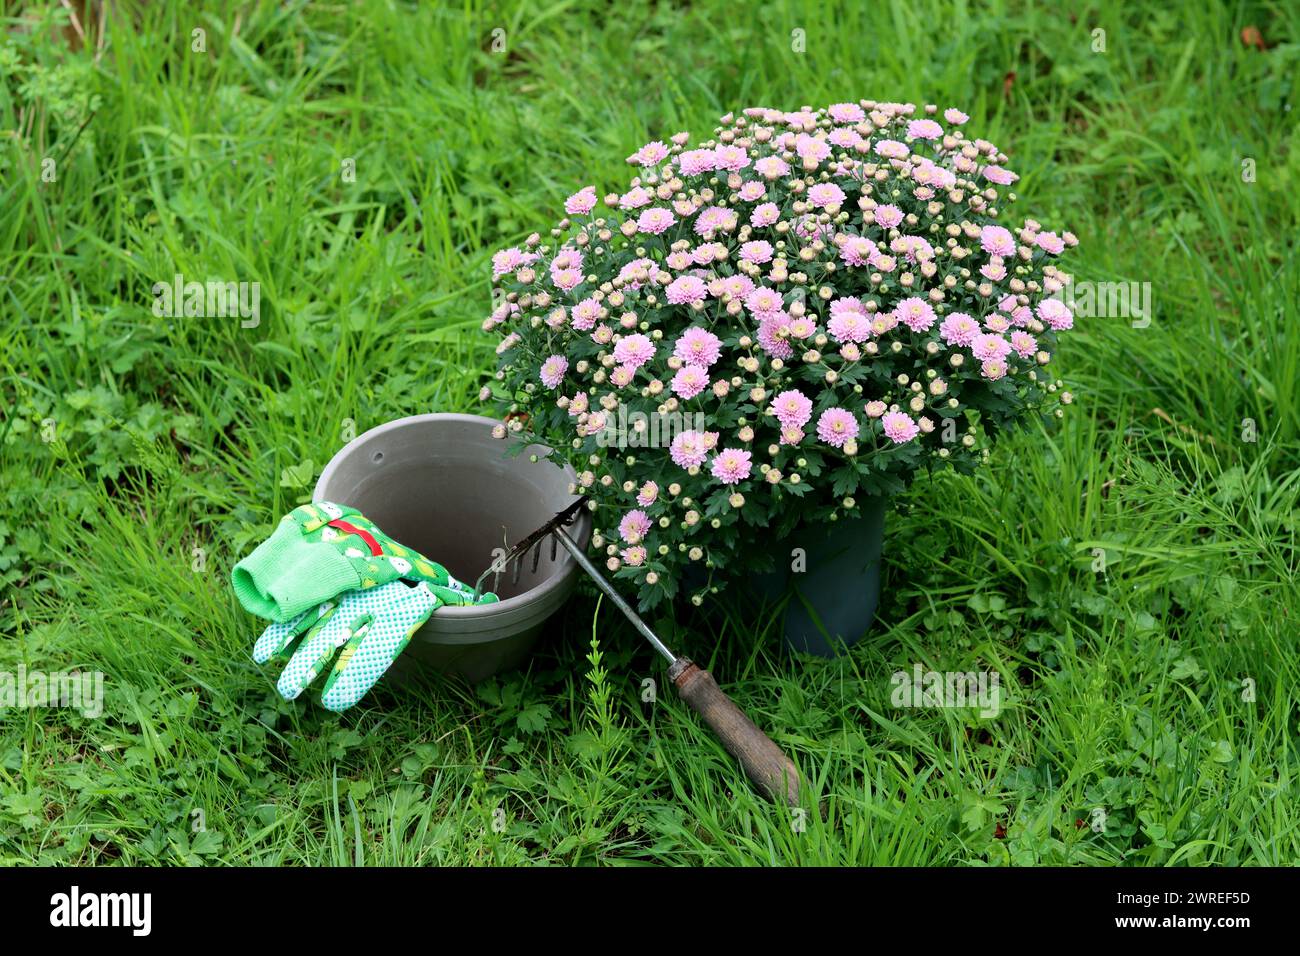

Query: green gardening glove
(253, 579), (500, 711)
(231, 501), (475, 623)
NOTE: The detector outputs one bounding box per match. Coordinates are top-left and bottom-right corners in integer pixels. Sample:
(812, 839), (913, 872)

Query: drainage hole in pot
(371, 451), (384, 463)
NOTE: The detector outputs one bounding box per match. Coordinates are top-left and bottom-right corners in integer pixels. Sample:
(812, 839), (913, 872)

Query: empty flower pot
(313, 413), (589, 683)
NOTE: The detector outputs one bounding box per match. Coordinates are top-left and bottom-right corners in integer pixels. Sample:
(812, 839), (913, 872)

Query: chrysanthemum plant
(485, 101), (1077, 612)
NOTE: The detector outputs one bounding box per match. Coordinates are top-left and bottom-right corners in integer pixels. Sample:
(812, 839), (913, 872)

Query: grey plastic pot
(313, 413), (589, 684)
(750, 496), (886, 657)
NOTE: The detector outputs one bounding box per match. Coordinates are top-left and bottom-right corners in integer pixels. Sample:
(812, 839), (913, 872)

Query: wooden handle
(669, 658), (801, 806)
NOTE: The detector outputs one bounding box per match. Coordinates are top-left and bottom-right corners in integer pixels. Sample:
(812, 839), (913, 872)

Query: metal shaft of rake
(550, 526), (676, 664)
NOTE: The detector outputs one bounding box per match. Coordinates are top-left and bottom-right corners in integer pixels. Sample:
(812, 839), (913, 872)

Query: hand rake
(475, 496), (800, 806)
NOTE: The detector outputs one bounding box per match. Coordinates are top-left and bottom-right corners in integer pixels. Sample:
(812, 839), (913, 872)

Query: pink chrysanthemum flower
(756, 315), (794, 359)
(713, 144), (751, 171)
(637, 207), (676, 235)
(564, 186), (598, 216)
(944, 108), (969, 124)
(740, 240), (775, 264)
(780, 425), (804, 446)
(618, 509), (652, 544)
(828, 307), (871, 344)
(636, 481), (659, 507)
(709, 448), (752, 485)
(738, 181), (766, 202)
(864, 401), (887, 419)
(830, 296), (868, 319)
(771, 389), (813, 429)
(539, 355), (568, 389)
(981, 359), (1008, 380)
(788, 317), (817, 339)
(874, 139), (909, 160)
(550, 248), (583, 273)
(744, 286), (784, 316)
(892, 235), (934, 264)
(795, 134), (831, 166)
(669, 430), (710, 469)
(620, 545), (648, 567)
(881, 411), (920, 443)
(674, 327), (723, 367)
(971, 333), (1012, 361)
(670, 364), (710, 400)
(980, 261), (1008, 282)
(677, 148), (718, 176)
(715, 274), (755, 301)
(839, 235), (878, 267)
(914, 159), (956, 189)
(979, 224), (1016, 257)
(907, 118), (943, 140)
(1010, 330), (1038, 358)
(609, 364), (635, 388)
(492, 246), (536, 279)
(1035, 231), (1066, 255)
(550, 268), (581, 292)
(873, 203), (904, 229)
(870, 250), (897, 272)
(897, 297), (937, 332)
(618, 186), (652, 209)
(807, 183), (846, 209)
(570, 297), (601, 331)
(828, 127), (864, 149)
(870, 311), (900, 336)
(613, 333), (655, 368)
(828, 102), (866, 124)
(753, 156), (790, 180)
(692, 242), (727, 266)
(1037, 298), (1074, 330)
(615, 257), (655, 289)
(628, 141), (669, 166)
(750, 202), (781, 227)
(816, 407), (860, 448)
(694, 206), (738, 236)
(982, 165), (1019, 186)
(666, 275), (709, 305)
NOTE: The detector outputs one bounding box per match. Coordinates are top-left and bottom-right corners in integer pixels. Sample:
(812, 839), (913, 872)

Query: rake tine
(550, 534), (558, 563)
(530, 538), (543, 575)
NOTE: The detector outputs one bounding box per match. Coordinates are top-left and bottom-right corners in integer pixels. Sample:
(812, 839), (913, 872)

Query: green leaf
(516, 702), (552, 734)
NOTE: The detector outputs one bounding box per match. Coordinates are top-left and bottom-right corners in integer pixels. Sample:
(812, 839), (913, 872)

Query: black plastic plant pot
(313, 413), (589, 683)
(751, 496), (887, 657)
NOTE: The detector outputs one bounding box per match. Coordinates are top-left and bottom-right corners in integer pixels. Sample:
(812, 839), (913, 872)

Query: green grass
(2, 0), (1298, 865)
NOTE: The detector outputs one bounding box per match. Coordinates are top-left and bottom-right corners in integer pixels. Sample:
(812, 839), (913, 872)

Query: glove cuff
(232, 518), (362, 622)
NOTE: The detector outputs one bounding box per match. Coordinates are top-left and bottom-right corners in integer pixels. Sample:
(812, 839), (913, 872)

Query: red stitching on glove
(328, 519), (383, 556)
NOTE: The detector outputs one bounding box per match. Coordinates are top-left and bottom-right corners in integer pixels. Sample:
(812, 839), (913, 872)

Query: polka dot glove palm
(253, 579), (500, 712)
